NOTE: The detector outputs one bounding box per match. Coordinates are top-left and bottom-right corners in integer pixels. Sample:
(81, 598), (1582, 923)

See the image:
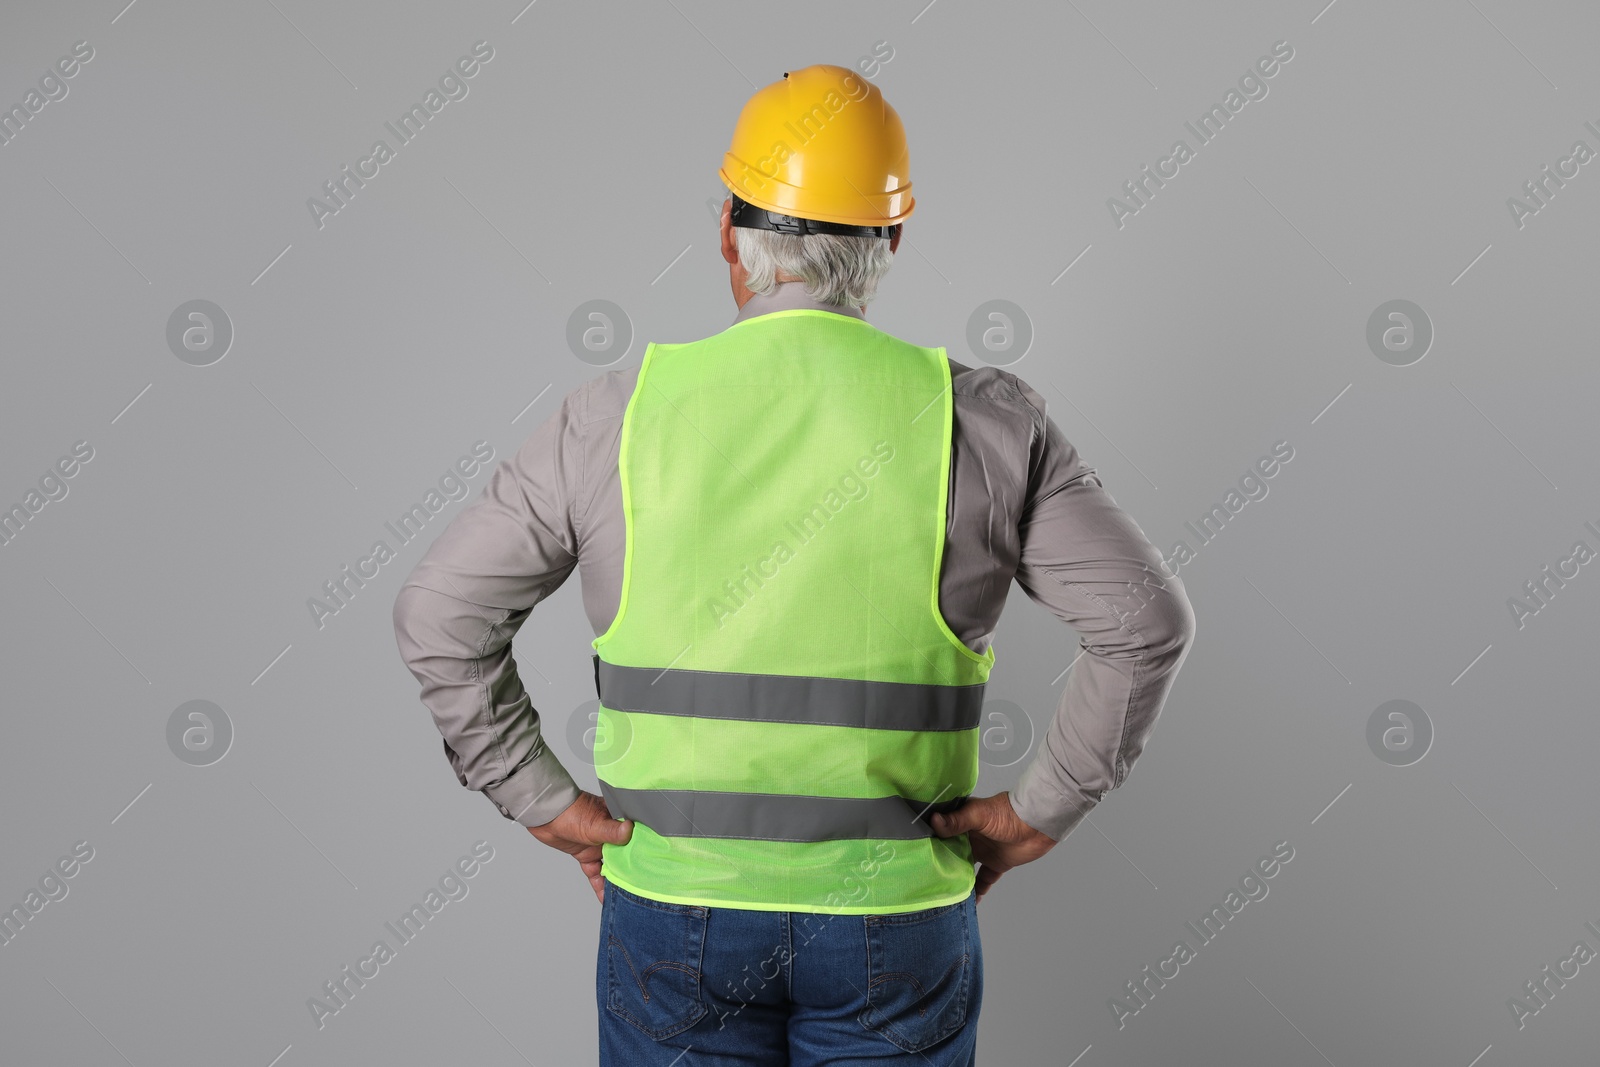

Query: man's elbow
(391, 582), (425, 668)
(1144, 583), (1197, 662)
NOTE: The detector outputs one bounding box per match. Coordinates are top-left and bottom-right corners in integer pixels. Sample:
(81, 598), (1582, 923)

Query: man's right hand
(526, 790), (633, 904)
(928, 792), (1057, 902)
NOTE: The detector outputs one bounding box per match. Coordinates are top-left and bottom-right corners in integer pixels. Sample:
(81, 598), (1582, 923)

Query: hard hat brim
(720, 163), (914, 227)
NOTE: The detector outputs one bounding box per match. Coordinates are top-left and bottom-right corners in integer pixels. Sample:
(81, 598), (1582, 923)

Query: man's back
(588, 304), (993, 913)
(394, 279), (1194, 849)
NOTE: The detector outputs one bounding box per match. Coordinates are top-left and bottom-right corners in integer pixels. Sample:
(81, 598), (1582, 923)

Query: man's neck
(732, 281), (867, 325)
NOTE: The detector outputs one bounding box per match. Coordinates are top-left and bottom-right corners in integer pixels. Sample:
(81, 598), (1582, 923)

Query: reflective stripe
(594, 656), (984, 732)
(599, 781), (968, 842)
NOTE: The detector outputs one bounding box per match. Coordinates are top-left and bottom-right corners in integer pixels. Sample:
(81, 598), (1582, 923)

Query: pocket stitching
(859, 905), (972, 1052)
(604, 909), (709, 1040)
(610, 935), (706, 1001)
(864, 898), (964, 926)
(620, 890), (709, 920)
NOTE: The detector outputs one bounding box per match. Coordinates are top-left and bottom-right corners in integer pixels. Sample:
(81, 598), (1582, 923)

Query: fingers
(929, 803), (981, 838)
(578, 854), (606, 903)
(536, 817), (631, 855)
(974, 863), (1004, 901)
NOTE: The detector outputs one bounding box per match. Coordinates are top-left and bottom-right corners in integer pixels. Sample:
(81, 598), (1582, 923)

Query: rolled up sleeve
(391, 387), (589, 829)
(1007, 379), (1197, 841)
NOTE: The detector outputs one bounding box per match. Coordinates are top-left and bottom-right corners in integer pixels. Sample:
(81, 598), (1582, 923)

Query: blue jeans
(597, 880), (983, 1065)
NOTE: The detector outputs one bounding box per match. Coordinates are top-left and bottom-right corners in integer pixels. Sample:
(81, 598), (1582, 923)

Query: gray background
(2, 0), (1597, 1063)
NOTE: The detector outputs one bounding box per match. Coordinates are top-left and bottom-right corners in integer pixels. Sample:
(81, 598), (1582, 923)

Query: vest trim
(594, 657), (985, 732)
(599, 781), (968, 842)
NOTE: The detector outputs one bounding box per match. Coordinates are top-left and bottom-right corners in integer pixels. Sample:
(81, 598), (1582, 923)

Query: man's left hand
(526, 791), (633, 903)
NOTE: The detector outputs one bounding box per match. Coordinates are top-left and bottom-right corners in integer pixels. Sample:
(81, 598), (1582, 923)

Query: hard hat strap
(728, 192), (899, 239)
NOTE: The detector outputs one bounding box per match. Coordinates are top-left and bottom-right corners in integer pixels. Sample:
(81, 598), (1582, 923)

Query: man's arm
(390, 389), (589, 830)
(1006, 376), (1197, 843)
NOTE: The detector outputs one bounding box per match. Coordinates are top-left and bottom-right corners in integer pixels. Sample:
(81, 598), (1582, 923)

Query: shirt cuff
(1010, 759), (1100, 842)
(482, 744), (585, 828)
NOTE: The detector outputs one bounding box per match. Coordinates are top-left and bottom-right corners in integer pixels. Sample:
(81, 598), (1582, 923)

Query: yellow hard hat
(719, 64), (914, 233)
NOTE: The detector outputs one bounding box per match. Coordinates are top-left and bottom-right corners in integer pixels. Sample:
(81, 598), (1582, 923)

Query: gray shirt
(392, 282), (1196, 843)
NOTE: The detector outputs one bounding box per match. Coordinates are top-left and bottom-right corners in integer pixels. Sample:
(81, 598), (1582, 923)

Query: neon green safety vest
(591, 308), (996, 915)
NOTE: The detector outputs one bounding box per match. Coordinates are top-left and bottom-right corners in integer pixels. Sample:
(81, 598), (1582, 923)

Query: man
(393, 63), (1195, 1066)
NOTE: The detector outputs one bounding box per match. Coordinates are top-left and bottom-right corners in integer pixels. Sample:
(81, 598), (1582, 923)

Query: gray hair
(733, 222), (896, 308)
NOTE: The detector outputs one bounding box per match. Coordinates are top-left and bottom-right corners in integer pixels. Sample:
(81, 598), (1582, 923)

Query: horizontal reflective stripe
(595, 711), (977, 797)
(600, 781), (968, 842)
(594, 657), (984, 732)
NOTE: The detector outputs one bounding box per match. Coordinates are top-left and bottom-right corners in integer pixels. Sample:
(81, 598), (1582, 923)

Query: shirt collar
(731, 281), (867, 326)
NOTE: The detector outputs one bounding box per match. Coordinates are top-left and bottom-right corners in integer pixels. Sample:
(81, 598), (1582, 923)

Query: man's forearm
(392, 582), (583, 828)
(1008, 566), (1195, 840)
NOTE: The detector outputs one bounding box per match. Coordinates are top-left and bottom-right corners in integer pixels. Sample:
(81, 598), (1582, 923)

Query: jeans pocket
(604, 884), (710, 1041)
(858, 895), (974, 1054)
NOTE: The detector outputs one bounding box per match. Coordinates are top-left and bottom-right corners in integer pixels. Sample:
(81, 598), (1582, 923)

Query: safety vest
(591, 308), (995, 915)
